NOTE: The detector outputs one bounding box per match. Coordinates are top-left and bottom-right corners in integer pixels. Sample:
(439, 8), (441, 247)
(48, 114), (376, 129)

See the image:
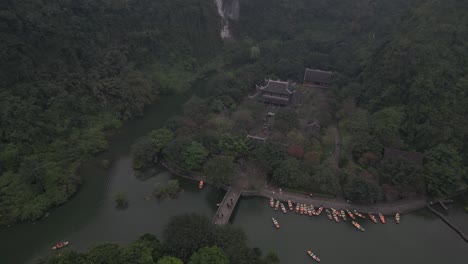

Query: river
(0, 81), (467, 264)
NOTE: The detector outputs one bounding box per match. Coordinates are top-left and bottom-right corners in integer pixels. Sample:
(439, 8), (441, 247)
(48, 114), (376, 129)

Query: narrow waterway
(0, 78), (467, 263)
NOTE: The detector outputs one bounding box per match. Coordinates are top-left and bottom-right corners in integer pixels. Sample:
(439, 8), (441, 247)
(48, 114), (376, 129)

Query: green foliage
(188, 246), (229, 264)
(204, 156), (238, 186)
(157, 256), (183, 264)
(163, 140), (209, 172)
(183, 141), (210, 171)
(274, 109), (300, 133)
(379, 159), (425, 193)
(148, 129), (174, 151)
(37, 215), (266, 264)
(153, 180), (182, 200)
(344, 177), (381, 204)
(252, 143), (287, 171)
(370, 107), (403, 146)
(424, 144), (465, 197)
(131, 138), (160, 170)
(0, 0), (221, 224)
(272, 158), (305, 187)
(217, 136), (249, 158)
(309, 166), (341, 195)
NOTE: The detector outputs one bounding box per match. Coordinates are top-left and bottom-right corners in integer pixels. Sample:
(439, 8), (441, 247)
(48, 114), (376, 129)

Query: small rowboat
(280, 203), (287, 214)
(311, 205), (316, 215)
(341, 210), (347, 221)
(274, 200), (279, 211)
(316, 206), (323, 215)
(346, 209), (356, 220)
(307, 250), (321, 262)
(272, 217), (280, 229)
(378, 213), (386, 224)
(300, 204), (304, 215)
(199, 180), (204, 189)
(288, 200), (293, 211)
(325, 209), (333, 221)
(331, 208), (340, 223)
(52, 241), (69, 250)
(269, 197), (274, 208)
(308, 207), (313, 216)
(352, 221), (365, 232)
(395, 213), (400, 224)
(354, 210), (366, 218)
(295, 203), (300, 213)
(368, 213), (378, 224)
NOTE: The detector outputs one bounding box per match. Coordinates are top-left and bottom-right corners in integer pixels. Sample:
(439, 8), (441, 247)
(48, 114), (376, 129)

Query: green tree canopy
(204, 155), (238, 186)
(344, 177), (381, 204)
(148, 128), (174, 151)
(182, 141), (209, 171)
(157, 256), (183, 264)
(131, 138), (159, 170)
(424, 144), (465, 197)
(188, 246), (229, 264)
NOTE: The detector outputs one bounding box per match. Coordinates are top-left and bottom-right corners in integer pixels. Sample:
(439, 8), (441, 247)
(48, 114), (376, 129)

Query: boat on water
(307, 250), (321, 262)
(275, 200), (280, 211)
(288, 200), (293, 211)
(52, 241), (69, 250)
(300, 204), (304, 215)
(269, 197), (274, 208)
(295, 203), (300, 213)
(395, 213), (400, 224)
(326, 209), (333, 221)
(280, 203), (287, 214)
(352, 221), (365, 232)
(340, 210), (347, 221)
(316, 206), (323, 215)
(308, 207), (313, 216)
(331, 208), (340, 223)
(272, 217), (280, 229)
(198, 180), (204, 189)
(378, 213), (386, 224)
(346, 209), (356, 220)
(354, 210), (366, 218)
(368, 212), (378, 224)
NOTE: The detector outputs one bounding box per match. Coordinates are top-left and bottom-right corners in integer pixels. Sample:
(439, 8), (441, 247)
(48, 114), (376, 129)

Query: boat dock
(212, 185), (242, 225)
(427, 204), (468, 243)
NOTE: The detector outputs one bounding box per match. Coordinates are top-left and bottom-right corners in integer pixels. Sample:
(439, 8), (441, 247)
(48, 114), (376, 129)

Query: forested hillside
(0, 0), (221, 225)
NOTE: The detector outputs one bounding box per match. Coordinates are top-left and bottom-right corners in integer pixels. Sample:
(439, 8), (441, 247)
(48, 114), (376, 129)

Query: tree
(252, 143), (286, 171)
(379, 158), (425, 193)
(424, 144), (465, 197)
(204, 156), (238, 186)
(309, 166), (341, 195)
(163, 214), (217, 261)
(157, 256), (183, 264)
(274, 109), (299, 133)
(131, 138), (159, 169)
(249, 46), (260, 59)
(148, 128), (174, 151)
(272, 158), (306, 188)
(182, 141), (209, 171)
(288, 145), (304, 159)
(189, 246), (229, 264)
(370, 107), (403, 146)
(344, 177), (381, 203)
(261, 252), (280, 264)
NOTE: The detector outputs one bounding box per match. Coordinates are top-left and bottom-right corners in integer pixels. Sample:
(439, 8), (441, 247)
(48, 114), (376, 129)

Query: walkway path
(213, 185), (242, 225)
(258, 187), (427, 215)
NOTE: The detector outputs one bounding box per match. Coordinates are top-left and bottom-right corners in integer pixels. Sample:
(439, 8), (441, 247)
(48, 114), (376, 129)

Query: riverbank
(159, 158), (428, 215)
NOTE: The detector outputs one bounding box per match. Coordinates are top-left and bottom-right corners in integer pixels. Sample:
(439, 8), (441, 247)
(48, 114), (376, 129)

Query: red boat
(288, 200), (293, 211)
(307, 250), (321, 262)
(274, 200), (279, 211)
(316, 206), (323, 215)
(52, 241), (69, 250)
(269, 197), (274, 208)
(272, 217), (280, 229)
(198, 180), (204, 189)
(280, 202), (287, 214)
(378, 213), (386, 224)
(346, 209), (356, 220)
(295, 203), (300, 213)
(340, 210), (347, 221)
(368, 213), (378, 224)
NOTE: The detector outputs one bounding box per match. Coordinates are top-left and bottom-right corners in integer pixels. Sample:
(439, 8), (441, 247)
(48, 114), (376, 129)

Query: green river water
(0, 81), (467, 264)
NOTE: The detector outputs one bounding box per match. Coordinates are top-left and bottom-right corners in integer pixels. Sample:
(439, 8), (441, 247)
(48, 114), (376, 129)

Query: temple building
(303, 68), (332, 88)
(249, 79), (295, 107)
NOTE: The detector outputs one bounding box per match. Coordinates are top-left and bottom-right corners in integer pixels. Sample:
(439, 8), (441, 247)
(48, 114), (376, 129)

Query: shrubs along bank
(35, 214), (279, 264)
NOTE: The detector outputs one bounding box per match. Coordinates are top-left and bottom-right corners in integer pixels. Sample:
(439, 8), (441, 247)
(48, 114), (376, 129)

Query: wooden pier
(212, 186), (242, 225)
(427, 204), (468, 243)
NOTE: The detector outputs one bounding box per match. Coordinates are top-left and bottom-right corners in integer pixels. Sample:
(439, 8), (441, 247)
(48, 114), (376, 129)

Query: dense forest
(1, 0), (467, 224)
(35, 214), (279, 264)
(0, 0), (221, 225)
